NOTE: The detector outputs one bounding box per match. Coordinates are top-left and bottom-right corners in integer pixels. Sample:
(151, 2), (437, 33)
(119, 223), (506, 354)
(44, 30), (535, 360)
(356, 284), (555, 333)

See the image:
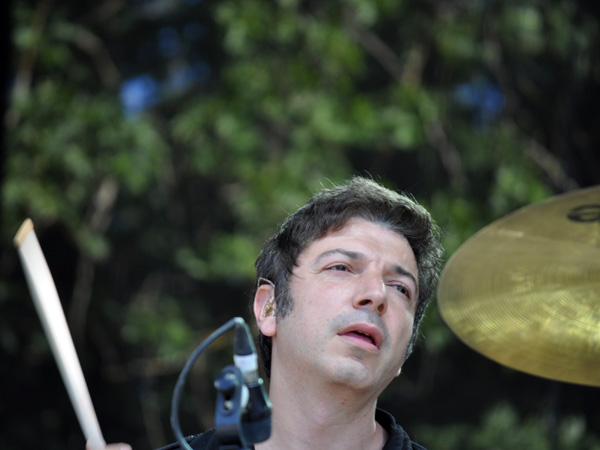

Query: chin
(327, 360), (380, 391)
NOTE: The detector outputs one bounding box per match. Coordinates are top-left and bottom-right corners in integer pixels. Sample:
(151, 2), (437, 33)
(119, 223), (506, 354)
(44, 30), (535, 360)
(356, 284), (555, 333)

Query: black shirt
(158, 409), (427, 450)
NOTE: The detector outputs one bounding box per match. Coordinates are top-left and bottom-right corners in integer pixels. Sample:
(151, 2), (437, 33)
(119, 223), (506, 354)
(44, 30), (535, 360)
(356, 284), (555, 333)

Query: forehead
(298, 219), (418, 272)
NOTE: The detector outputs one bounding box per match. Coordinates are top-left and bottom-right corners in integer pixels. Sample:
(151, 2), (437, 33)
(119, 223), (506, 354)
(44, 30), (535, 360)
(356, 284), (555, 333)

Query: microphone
(234, 321), (272, 445)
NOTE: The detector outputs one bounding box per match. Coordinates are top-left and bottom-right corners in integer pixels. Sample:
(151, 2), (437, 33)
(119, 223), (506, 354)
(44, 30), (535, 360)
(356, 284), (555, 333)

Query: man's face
(271, 218), (419, 394)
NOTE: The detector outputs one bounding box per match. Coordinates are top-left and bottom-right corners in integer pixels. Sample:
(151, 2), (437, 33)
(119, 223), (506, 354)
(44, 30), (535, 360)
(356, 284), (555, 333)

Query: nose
(353, 272), (387, 316)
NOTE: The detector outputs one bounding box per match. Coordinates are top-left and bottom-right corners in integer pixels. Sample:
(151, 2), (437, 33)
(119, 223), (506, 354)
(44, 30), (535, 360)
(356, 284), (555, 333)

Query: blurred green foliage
(2, 0), (599, 449)
(418, 402), (600, 450)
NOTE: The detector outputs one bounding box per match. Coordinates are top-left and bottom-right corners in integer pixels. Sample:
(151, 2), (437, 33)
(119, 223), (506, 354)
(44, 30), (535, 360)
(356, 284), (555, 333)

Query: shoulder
(376, 409), (429, 450)
(155, 429), (219, 450)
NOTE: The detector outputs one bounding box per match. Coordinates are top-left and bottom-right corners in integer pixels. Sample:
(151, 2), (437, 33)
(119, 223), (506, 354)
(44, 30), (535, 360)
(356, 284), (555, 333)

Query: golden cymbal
(437, 185), (600, 386)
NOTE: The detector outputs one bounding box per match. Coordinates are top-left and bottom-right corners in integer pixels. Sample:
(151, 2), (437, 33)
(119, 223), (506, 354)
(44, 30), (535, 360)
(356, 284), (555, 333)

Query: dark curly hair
(253, 177), (444, 377)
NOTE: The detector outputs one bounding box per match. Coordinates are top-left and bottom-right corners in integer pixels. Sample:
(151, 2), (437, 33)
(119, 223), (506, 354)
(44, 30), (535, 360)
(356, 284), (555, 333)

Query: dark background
(2, 1), (599, 449)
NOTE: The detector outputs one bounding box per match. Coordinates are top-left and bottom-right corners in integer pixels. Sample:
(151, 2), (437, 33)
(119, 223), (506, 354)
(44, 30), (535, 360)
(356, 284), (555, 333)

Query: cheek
(301, 281), (338, 309)
(388, 306), (415, 344)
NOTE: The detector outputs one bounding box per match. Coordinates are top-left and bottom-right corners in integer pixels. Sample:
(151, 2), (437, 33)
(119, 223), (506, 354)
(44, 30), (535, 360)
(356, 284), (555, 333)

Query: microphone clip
(214, 365), (251, 450)
(214, 319), (271, 450)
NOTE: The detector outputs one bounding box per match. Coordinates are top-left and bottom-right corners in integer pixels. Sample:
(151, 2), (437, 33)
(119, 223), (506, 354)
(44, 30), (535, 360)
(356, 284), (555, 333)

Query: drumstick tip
(14, 218), (34, 248)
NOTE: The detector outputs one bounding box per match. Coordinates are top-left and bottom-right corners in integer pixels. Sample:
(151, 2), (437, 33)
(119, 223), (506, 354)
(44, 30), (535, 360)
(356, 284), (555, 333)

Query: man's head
(252, 177), (443, 376)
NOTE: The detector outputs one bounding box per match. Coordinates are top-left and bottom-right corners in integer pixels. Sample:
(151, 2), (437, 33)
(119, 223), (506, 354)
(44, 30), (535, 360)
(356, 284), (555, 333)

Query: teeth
(346, 330), (376, 346)
(354, 331), (375, 345)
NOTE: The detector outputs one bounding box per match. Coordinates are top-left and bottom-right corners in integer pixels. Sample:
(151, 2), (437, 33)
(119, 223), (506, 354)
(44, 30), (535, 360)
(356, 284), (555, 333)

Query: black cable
(170, 317), (245, 450)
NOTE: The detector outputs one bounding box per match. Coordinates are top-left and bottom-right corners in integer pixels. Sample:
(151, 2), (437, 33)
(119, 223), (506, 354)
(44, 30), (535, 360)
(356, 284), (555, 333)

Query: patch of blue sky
(120, 75), (160, 114)
(455, 79), (505, 126)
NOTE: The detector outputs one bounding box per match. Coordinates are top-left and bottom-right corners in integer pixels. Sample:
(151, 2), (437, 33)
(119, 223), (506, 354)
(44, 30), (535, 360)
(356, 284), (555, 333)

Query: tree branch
(58, 25), (122, 90)
(525, 138), (579, 192)
(424, 119), (466, 191)
(5, 0), (55, 130)
(342, 5), (404, 82)
(343, 5), (465, 189)
(69, 177), (119, 344)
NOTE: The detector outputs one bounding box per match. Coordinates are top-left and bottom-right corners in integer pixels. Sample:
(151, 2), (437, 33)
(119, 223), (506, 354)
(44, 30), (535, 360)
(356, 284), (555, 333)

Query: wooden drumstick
(14, 219), (106, 450)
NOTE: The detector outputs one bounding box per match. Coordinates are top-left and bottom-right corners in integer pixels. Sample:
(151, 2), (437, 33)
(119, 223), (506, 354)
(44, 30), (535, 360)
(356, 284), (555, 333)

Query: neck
(256, 367), (387, 450)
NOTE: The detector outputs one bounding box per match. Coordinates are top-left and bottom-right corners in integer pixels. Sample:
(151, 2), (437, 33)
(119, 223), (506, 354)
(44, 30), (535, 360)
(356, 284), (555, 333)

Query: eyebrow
(314, 248), (363, 265)
(313, 248), (419, 290)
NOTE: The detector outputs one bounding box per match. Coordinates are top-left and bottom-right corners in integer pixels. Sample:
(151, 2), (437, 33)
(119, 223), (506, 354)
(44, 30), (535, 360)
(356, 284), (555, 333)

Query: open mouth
(349, 330), (376, 346)
(338, 323), (382, 350)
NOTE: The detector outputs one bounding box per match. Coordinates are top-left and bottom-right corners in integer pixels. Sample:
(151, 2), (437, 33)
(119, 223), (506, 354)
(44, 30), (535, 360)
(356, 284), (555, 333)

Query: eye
(328, 264), (349, 272)
(392, 283), (412, 299)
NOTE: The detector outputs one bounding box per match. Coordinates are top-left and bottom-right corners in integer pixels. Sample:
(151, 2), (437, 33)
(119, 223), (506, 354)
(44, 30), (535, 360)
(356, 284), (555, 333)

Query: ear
(253, 282), (277, 338)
